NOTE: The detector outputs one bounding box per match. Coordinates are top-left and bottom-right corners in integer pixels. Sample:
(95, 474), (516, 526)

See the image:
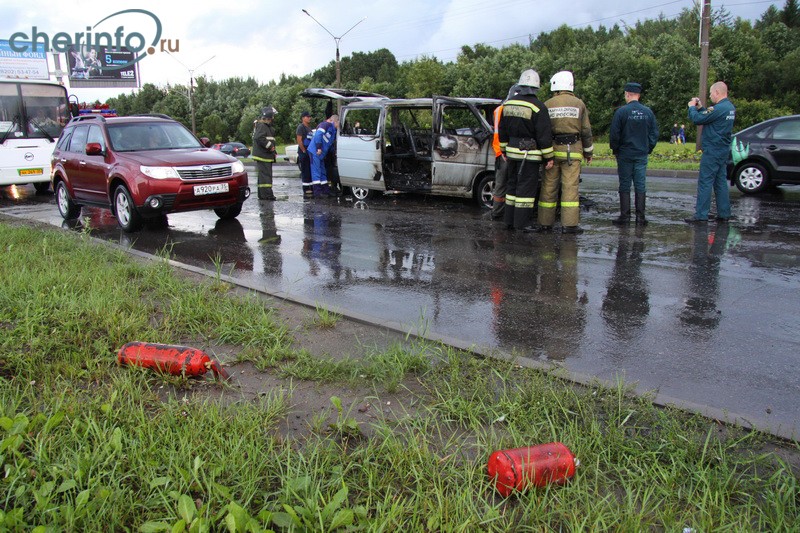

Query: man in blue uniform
(310, 114), (339, 198)
(685, 81), (736, 223)
(609, 82), (659, 225)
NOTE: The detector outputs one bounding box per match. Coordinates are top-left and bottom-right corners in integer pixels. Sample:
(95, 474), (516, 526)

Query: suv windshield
(107, 122), (202, 152)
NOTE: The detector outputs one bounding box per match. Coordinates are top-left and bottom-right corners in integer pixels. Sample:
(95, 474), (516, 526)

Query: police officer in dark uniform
(252, 106), (278, 201)
(609, 82), (658, 225)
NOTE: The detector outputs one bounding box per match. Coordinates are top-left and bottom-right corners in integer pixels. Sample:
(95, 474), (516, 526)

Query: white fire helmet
(550, 71), (574, 92)
(517, 69), (540, 89)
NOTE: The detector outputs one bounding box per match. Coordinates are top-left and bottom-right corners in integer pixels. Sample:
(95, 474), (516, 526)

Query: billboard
(0, 39), (49, 80)
(66, 46), (139, 88)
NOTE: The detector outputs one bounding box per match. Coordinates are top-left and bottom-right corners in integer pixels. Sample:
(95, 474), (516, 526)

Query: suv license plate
(193, 183), (229, 196)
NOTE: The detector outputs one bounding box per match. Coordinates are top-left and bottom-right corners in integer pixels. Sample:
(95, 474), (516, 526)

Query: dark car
(212, 142), (251, 158)
(51, 114), (250, 232)
(729, 114), (800, 194)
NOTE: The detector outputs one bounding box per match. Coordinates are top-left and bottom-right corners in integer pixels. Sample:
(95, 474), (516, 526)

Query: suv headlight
(231, 160), (245, 174)
(140, 165), (180, 179)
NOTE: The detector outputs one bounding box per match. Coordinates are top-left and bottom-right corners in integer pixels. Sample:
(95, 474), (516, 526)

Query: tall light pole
(302, 9), (366, 88)
(696, 0), (711, 151)
(166, 52), (215, 134)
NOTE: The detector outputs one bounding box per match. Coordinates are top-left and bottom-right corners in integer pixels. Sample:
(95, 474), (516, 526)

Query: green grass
(591, 141), (702, 171)
(0, 221), (797, 531)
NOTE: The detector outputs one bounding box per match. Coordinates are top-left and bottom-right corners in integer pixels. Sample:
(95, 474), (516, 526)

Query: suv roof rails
(131, 113), (174, 120)
(69, 115), (106, 123)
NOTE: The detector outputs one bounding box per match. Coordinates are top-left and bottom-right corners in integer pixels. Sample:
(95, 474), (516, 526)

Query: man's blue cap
(624, 82), (642, 94)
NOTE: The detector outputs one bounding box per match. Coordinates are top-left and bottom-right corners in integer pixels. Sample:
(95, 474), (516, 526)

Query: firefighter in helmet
(498, 69), (554, 232)
(252, 106), (278, 200)
(537, 71), (594, 234)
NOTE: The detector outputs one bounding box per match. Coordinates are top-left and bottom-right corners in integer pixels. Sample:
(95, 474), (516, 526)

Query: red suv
(51, 114), (250, 231)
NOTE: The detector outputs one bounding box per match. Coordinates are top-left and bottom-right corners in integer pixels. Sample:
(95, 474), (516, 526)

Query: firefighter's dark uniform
(252, 119), (277, 200)
(498, 93), (553, 230)
(538, 91), (593, 230)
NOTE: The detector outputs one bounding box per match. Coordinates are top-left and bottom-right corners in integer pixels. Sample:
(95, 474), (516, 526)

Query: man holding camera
(686, 82), (736, 223)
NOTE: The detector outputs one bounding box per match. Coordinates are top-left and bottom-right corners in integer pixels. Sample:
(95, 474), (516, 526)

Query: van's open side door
(432, 96), (494, 193)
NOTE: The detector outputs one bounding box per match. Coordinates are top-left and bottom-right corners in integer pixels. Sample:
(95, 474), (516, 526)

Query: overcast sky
(1, 0), (781, 102)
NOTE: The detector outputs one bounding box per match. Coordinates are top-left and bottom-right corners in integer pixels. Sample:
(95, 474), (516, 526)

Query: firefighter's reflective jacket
(498, 94), (553, 162)
(252, 120), (277, 163)
(545, 91), (593, 162)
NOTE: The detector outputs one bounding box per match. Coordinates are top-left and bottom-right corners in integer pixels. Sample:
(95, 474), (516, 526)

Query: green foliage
(102, 3), (800, 144)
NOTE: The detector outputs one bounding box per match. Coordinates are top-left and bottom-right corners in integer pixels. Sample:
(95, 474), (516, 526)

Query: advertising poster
(0, 39), (49, 80)
(66, 45), (139, 88)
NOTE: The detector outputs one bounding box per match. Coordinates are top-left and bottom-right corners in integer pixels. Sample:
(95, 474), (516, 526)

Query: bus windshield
(0, 82), (70, 142)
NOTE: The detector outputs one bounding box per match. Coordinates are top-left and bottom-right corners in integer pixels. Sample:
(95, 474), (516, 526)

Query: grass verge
(0, 221), (797, 531)
(590, 142), (702, 171)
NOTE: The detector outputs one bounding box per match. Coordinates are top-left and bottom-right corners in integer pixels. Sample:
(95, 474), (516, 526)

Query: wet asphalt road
(2, 166), (799, 439)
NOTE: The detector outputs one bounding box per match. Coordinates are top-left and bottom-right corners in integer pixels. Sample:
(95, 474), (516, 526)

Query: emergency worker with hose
(490, 84), (520, 220)
(537, 71), (593, 234)
(252, 106), (278, 201)
(498, 69), (554, 232)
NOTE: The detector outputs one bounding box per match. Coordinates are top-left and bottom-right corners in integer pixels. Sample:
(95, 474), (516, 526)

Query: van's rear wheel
(350, 187), (374, 201)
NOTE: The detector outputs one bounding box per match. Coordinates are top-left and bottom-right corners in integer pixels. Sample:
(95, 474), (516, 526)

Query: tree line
(106, 1), (800, 146)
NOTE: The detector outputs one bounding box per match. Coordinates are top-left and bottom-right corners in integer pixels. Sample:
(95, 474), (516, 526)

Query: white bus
(0, 80), (70, 192)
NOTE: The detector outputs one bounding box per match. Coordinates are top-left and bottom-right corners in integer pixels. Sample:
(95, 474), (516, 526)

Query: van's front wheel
(474, 173), (495, 209)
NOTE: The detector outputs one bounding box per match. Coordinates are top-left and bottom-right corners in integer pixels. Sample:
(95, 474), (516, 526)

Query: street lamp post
(166, 53), (215, 134)
(302, 9), (366, 88)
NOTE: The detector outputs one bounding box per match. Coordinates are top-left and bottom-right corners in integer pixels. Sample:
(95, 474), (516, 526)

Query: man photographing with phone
(685, 81), (736, 224)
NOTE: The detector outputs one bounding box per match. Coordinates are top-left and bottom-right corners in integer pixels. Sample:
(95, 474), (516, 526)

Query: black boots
(635, 192), (647, 226)
(611, 192), (631, 225)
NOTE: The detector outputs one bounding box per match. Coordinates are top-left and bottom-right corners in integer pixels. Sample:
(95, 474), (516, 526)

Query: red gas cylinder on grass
(487, 442), (578, 497)
(117, 342), (230, 381)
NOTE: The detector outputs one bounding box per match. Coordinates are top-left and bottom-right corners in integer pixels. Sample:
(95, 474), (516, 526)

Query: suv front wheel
(113, 185), (143, 232)
(214, 202), (243, 219)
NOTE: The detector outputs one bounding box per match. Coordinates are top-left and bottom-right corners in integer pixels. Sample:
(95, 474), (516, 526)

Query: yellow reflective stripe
(507, 153), (543, 161)
(505, 99), (540, 113)
(252, 156), (275, 162)
(554, 151), (584, 159)
(499, 142), (507, 148)
(515, 197), (536, 208)
(538, 201), (557, 208)
(541, 146), (554, 156)
(506, 195), (516, 206)
(560, 201), (579, 207)
(258, 184), (273, 188)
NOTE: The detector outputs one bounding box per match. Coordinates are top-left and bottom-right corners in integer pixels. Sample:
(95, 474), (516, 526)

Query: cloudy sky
(1, 0), (781, 102)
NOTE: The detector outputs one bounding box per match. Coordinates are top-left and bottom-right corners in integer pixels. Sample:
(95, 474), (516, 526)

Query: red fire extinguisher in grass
(117, 342), (231, 381)
(487, 442), (578, 497)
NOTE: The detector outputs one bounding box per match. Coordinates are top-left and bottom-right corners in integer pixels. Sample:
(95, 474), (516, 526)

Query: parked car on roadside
(51, 114), (250, 232)
(729, 114), (800, 194)
(284, 144), (299, 164)
(302, 88), (501, 208)
(212, 142), (251, 158)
